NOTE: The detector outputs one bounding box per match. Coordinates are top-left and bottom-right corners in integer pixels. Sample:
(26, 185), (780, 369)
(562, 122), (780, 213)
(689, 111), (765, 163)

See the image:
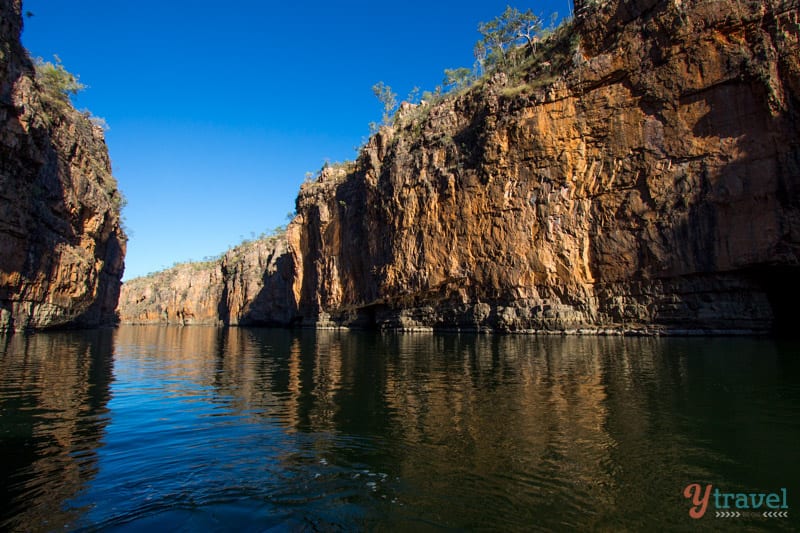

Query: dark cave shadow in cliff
(744, 265), (800, 337)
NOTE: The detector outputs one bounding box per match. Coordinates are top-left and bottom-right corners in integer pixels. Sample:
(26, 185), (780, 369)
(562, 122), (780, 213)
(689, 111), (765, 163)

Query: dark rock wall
(0, 0), (126, 331)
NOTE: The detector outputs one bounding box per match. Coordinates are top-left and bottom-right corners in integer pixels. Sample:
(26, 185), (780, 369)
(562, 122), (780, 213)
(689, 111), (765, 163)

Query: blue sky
(22, 0), (568, 280)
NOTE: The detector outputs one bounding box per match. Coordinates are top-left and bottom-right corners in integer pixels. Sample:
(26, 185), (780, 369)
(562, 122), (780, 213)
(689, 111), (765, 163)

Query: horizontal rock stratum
(119, 0), (800, 335)
(0, 0), (127, 331)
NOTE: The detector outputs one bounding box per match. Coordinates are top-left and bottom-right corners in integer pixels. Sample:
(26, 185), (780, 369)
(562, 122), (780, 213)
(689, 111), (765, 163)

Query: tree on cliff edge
(372, 81), (397, 125)
(476, 6), (545, 71)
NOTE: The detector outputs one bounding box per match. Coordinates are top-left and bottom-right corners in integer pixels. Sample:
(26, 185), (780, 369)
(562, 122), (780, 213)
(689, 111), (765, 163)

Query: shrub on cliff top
(34, 55), (85, 104)
(372, 81), (398, 125)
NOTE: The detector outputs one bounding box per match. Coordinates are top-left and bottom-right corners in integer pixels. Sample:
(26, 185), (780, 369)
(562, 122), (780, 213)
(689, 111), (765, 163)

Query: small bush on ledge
(34, 55), (85, 105)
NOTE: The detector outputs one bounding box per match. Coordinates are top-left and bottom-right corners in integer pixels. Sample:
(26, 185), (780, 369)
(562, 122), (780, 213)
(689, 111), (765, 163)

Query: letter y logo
(683, 483), (712, 519)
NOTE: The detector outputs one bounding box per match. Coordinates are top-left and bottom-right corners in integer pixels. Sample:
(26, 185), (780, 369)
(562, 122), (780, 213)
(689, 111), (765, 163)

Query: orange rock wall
(118, 237), (295, 326)
(289, 0), (800, 333)
(118, 0), (800, 334)
(0, 0), (126, 331)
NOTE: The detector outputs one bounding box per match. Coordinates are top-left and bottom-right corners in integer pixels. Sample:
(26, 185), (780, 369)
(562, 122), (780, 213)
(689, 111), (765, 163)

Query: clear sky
(21, 0), (568, 280)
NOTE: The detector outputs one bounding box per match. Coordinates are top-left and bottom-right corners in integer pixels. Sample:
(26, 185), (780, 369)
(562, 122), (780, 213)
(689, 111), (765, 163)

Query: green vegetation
(33, 56), (126, 238)
(34, 55), (85, 104)
(470, 6), (565, 88)
(476, 6), (549, 71)
(372, 81), (397, 125)
(443, 67), (472, 92)
(331, 6), (577, 190)
(322, 159), (357, 174)
(373, 4), (571, 121)
(110, 189), (127, 212)
(34, 55), (113, 135)
(420, 86), (443, 104)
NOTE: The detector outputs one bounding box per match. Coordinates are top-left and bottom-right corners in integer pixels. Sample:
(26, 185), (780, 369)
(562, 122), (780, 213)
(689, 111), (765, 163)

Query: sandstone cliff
(0, 1), (126, 331)
(120, 0), (800, 335)
(118, 235), (294, 326)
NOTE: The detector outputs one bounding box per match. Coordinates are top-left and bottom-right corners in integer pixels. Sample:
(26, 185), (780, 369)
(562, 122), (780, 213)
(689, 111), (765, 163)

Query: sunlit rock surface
(0, 0), (126, 331)
(119, 0), (799, 334)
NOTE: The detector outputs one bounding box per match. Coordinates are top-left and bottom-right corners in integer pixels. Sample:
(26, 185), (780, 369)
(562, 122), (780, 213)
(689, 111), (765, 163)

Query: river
(1, 326), (798, 531)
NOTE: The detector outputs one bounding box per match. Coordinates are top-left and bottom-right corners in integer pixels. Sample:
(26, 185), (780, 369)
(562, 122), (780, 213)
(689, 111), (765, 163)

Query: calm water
(1, 326), (798, 531)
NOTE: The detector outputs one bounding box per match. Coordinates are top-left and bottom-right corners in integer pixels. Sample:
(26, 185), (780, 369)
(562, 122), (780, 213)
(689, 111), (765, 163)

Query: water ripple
(1, 328), (798, 531)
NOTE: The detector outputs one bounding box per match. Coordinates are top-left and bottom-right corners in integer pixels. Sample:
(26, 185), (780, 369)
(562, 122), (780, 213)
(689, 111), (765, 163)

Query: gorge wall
(118, 236), (294, 326)
(0, 1), (126, 331)
(119, 0), (800, 335)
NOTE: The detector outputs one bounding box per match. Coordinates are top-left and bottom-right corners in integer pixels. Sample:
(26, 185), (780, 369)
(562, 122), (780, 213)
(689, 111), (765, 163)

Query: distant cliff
(119, 0), (800, 335)
(118, 235), (294, 326)
(0, 1), (126, 331)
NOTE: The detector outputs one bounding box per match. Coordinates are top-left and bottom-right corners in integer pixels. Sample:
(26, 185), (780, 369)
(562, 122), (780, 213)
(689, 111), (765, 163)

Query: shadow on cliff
(0, 57), (75, 329)
(292, 167), (382, 328)
(25, 114), (124, 329)
(237, 252), (299, 327)
(0, 22), (124, 331)
(633, 72), (800, 336)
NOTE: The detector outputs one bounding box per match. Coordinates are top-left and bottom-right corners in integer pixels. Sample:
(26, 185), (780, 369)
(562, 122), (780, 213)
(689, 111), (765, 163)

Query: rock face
(118, 236), (295, 326)
(0, 1), (126, 331)
(120, 0), (800, 335)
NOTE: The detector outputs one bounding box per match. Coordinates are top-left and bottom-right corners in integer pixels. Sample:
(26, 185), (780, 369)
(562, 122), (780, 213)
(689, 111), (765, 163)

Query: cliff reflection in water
(1, 327), (798, 531)
(0, 330), (114, 531)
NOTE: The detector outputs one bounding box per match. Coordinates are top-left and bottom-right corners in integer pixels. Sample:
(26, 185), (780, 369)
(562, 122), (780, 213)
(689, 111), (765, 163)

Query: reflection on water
(0, 330), (114, 531)
(1, 326), (798, 531)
